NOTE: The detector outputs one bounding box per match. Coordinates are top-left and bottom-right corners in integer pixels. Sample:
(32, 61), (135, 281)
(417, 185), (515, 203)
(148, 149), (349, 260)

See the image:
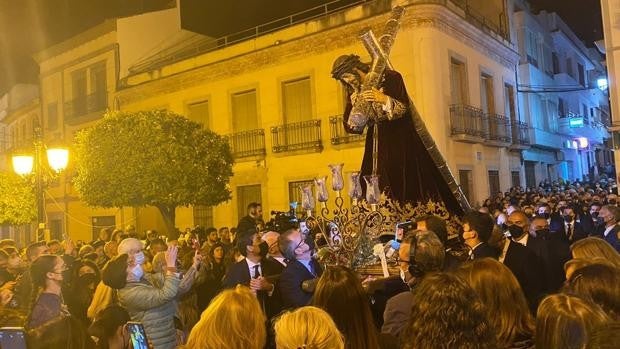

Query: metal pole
(34, 121), (45, 242)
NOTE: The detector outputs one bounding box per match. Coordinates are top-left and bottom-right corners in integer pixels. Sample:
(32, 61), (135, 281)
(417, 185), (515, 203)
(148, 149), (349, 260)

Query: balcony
(64, 92), (107, 124)
(449, 104), (487, 143)
(510, 121), (530, 150)
(486, 113), (511, 147)
(558, 115), (609, 145)
(329, 116), (365, 145)
(227, 128), (266, 159)
(271, 120), (323, 154)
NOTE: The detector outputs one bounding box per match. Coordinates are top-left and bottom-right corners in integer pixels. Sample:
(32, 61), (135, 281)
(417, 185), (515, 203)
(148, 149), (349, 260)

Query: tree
(73, 109), (234, 235)
(0, 171), (36, 225)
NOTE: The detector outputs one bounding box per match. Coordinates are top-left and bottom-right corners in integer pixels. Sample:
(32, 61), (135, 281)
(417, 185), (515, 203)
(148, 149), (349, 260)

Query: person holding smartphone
(102, 241), (180, 349)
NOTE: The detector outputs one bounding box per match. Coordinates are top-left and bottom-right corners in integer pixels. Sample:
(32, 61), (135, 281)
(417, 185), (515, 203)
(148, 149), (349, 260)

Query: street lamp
(11, 123), (69, 242)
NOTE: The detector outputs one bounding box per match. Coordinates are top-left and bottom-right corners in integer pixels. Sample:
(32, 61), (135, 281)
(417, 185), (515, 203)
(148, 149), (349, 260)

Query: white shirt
(604, 224), (616, 237)
(246, 258), (262, 279)
(468, 242), (484, 258)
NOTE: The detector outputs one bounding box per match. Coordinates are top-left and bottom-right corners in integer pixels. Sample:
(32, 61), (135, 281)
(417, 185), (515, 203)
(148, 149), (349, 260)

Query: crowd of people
(0, 184), (619, 348)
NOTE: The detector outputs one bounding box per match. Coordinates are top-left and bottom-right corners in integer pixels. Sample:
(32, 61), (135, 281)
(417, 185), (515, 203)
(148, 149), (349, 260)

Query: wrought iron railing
(450, 104), (487, 138)
(511, 121), (530, 145)
(486, 113), (511, 143)
(329, 116), (365, 145)
(64, 92), (107, 121)
(271, 120), (323, 153)
(227, 129), (266, 158)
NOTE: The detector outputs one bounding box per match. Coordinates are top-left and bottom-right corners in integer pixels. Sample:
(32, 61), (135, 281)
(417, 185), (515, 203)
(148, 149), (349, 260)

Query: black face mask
(258, 241), (269, 258)
(591, 212), (599, 219)
(77, 272), (100, 287)
(563, 215), (574, 222)
(535, 228), (550, 240)
(508, 225), (525, 239)
(539, 212), (550, 219)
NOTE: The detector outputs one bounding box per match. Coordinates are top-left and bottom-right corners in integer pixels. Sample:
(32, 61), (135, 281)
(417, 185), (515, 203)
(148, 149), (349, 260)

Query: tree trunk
(156, 205), (176, 239)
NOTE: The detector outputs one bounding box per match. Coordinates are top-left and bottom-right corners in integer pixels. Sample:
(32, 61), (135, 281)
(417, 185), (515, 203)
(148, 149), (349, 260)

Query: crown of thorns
(331, 54), (361, 79)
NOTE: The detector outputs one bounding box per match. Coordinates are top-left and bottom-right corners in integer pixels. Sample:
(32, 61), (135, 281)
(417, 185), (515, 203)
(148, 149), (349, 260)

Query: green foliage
(0, 171), (36, 225)
(73, 109), (233, 211)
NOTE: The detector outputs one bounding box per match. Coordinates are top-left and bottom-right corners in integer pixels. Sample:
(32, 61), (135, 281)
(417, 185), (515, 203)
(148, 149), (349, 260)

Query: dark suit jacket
(472, 242), (498, 259)
(279, 259), (322, 309)
(222, 257), (283, 318)
(600, 225), (620, 252)
(503, 240), (545, 313)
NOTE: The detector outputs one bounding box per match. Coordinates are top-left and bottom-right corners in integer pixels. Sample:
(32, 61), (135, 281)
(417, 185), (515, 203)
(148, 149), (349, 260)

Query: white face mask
(134, 251), (145, 265)
(130, 264), (144, 281)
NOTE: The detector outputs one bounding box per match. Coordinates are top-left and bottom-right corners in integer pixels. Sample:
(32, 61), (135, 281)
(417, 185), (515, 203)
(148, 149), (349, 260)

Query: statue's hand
(361, 87), (387, 104)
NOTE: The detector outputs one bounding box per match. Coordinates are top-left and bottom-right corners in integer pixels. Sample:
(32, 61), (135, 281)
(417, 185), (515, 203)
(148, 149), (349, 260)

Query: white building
(515, 1), (610, 186)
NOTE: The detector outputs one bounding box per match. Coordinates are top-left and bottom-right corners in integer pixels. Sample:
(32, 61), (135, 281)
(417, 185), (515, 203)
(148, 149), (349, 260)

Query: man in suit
(529, 216), (571, 293)
(596, 205), (620, 252)
(278, 226), (322, 309)
(461, 211), (497, 259)
(560, 206), (587, 243)
(490, 224), (545, 313)
(581, 202), (603, 236)
(381, 230), (445, 338)
(222, 230), (283, 319)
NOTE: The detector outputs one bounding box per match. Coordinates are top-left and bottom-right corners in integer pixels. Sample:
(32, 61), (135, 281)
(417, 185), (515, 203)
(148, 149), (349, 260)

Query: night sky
(0, 0), (603, 95)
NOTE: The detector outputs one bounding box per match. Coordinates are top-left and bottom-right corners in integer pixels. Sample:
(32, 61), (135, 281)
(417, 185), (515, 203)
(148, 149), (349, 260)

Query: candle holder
(315, 176), (329, 205)
(300, 184), (315, 217)
(328, 163), (344, 195)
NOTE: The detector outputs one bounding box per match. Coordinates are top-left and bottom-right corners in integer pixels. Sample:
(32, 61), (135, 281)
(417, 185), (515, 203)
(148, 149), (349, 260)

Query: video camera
(264, 204), (300, 233)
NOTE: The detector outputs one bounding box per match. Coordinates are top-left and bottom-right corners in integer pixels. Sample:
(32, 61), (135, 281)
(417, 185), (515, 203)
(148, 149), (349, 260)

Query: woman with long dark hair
(28, 254), (69, 329)
(312, 266), (397, 349)
(456, 258), (534, 348)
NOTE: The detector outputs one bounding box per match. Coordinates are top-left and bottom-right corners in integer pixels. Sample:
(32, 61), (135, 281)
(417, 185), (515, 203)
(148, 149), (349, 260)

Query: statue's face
(341, 72), (361, 91)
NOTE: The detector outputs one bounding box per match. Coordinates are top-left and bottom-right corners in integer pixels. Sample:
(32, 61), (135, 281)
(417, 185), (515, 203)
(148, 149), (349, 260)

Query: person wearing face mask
(102, 245), (180, 349)
(223, 229), (283, 320)
(529, 216), (570, 293)
(560, 206), (587, 243)
(594, 205), (620, 252)
(27, 254), (70, 329)
(381, 230), (445, 338)
(461, 211), (497, 260)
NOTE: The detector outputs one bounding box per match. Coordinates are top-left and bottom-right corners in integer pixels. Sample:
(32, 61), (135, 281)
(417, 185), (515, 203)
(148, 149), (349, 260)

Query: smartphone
(0, 327), (27, 349)
(126, 322), (149, 349)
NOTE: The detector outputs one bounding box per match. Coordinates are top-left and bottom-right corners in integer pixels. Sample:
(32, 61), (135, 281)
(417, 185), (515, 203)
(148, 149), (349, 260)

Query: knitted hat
(101, 254), (129, 289)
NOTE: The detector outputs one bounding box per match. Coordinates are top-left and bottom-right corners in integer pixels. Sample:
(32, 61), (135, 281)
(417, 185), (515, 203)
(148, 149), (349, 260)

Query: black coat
(472, 242), (498, 259)
(503, 240), (545, 313)
(222, 257), (283, 319)
(343, 70), (462, 214)
(279, 259), (322, 310)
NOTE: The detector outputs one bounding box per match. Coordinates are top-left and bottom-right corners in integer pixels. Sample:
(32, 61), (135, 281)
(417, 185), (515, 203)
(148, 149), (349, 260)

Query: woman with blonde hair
(456, 258), (534, 348)
(274, 306), (344, 349)
(536, 294), (609, 349)
(570, 237), (620, 267)
(183, 285), (266, 349)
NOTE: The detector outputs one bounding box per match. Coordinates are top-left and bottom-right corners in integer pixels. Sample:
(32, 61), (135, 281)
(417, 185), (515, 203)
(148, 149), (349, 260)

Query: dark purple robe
(343, 70), (462, 214)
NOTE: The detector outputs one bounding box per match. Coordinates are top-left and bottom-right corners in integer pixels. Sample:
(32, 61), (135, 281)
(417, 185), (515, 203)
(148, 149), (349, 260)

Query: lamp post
(12, 121), (69, 242)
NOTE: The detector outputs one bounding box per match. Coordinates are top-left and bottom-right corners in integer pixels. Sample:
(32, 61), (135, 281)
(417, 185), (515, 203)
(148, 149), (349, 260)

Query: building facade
(516, 1), (610, 187)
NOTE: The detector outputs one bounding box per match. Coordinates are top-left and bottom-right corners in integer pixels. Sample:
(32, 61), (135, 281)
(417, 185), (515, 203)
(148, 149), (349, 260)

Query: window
(552, 52), (560, 74)
(511, 171), (521, 188)
(187, 100), (210, 127)
(72, 69), (87, 115)
(558, 98), (566, 117)
(578, 63), (585, 86)
(542, 44), (553, 76)
(504, 83), (516, 122)
(488, 170), (500, 197)
(47, 103), (58, 130)
(232, 89), (259, 132)
(91, 216), (115, 241)
(566, 57), (573, 78)
(525, 162), (536, 188)
(288, 179), (314, 214)
(458, 170), (473, 203)
(193, 206), (213, 228)
(237, 185), (262, 221)
(480, 74), (495, 114)
(526, 30), (539, 67)
(90, 63), (107, 95)
(49, 219), (63, 241)
(450, 58), (468, 105)
(282, 77), (312, 124)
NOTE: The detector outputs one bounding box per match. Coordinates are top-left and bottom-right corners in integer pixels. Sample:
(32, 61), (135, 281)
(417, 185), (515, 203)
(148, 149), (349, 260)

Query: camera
(264, 205), (300, 233)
